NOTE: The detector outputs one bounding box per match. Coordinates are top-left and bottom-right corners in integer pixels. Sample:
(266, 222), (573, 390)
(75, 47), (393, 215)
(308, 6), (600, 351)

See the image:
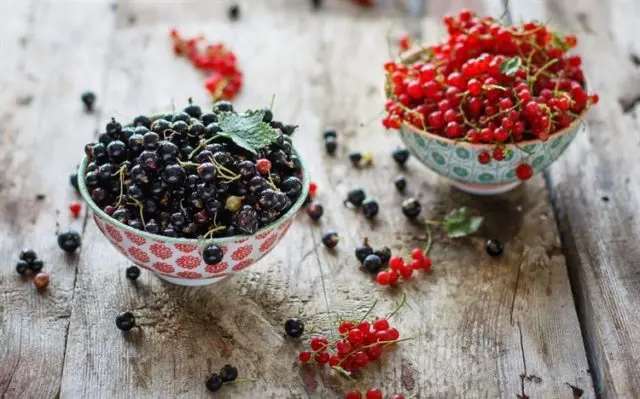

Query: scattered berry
(69, 202), (82, 218)
(29, 260), (44, 273)
(362, 198), (379, 219)
(346, 188), (366, 207)
(306, 202), (324, 221)
(219, 364), (238, 382)
(33, 272), (50, 290)
(398, 33), (411, 51)
(478, 151), (491, 165)
(299, 351), (312, 362)
(81, 91), (96, 112)
(321, 231), (339, 248)
(309, 181), (318, 196)
(355, 240), (373, 262)
(126, 265), (141, 280)
(345, 391), (362, 399)
(20, 249), (37, 263)
(228, 3), (240, 20)
(203, 245), (224, 265)
(366, 388), (383, 399)
(284, 318), (305, 338)
(391, 148), (410, 166)
(323, 128), (337, 139)
(485, 239), (504, 257)
(115, 311), (136, 331)
(349, 151), (362, 166)
(401, 197), (421, 218)
(363, 254), (383, 274)
(374, 247), (391, 264)
(205, 374), (223, 392)
(69, 172), (79, 192)
(325, 136), (337, 155)
(515, 163), (533, 181)
(16, 260), (29, 276)
(58, 229), (81, 253)
(394, 175), (407, 192)
(376, 271), (391, 285)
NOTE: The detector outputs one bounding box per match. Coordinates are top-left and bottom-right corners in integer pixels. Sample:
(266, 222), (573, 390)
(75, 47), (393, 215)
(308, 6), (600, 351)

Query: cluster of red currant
(382, 10), (598, 177)
(376, 249), (432, 286)
(169, 29), (243, 101)
(345, 388), (405, 399)
(298, 317), (403, 373)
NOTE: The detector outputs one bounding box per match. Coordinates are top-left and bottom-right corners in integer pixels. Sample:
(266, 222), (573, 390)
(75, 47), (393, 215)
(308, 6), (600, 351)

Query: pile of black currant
(82, 100), (304, 240)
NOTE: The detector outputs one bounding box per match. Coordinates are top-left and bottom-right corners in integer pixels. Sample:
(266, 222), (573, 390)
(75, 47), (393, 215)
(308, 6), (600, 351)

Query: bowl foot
(155, 273), (226, 286)
(451, 180), (521, 196)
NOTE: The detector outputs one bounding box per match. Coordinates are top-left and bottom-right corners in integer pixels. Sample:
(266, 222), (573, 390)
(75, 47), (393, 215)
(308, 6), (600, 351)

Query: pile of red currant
(169, 29), (243, 100)
(382, 10), (598, 178)
(298, 317), (403, 374)
(345, 389), (405, 399)
(376, 249), (432, 286)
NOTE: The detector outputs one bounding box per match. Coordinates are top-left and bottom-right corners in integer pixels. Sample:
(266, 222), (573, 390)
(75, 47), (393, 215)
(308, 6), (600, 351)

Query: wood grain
(506, 0), (640, 397)
(0, 1), (116, 397)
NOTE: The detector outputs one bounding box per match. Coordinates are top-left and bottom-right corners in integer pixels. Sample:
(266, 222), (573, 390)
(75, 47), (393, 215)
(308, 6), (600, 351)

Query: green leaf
(500, 57), (522, 77)
(217, 110), (280, 155)
(443, 207), (484, 238)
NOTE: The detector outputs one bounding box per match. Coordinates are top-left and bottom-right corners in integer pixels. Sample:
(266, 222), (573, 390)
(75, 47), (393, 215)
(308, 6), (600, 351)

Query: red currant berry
(446, 72), (465, 90)
(565, 34), (577, 47)
(477, 151), (491, 164)
(256, 158), (271, 175)
(515, 163), (533, 181)
(388, 327), (400, 340)
(467, 78), (482, 96)
(407, 81), (423, 99)
(376, 271), (391, 286)
(492, 147), (505, 161)
(337, 340), (352, 355)
(339, 321), (354, 334)
(329, 355), (340, 367)
(411, 258), (424, 270)
(399, 266), (413, 279)
(428, 111), (445, 129)
(420, 64), (436, 82)
(358, 321), (372, 336)
(69, 202), (82, 218)
(480, 128), (494, 143)
(366, 388), (383, 399)
(388, 270), (399, 284)
(310, 337), (328, 352)
(411, 248), (424, 260)
(589, 94), (599, 105)
(309, 181), (318, 195)
(348, 329), (364, 345)
(315, 352), (330, 364)
(445, 121), (462, 138)
(299, 351), (311, 362)
(494, 127), (509, 143)
(398, 34), (411, 51)
(373, 318), (390, 331)
(345, 390), (363, 399)
(354, 350), (369, 367)
(389, 256), (404, 270)
(423, 257), (432, 272)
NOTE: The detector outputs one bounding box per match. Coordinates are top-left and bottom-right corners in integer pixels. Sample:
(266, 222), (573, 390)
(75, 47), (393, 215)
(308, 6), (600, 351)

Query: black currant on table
(16, 260), (29, 276)
(58, 230), (81, 253)
(205, 374), (223, 392)
(391, 147), (410, 166)
(323, 128), (336, 139)
(20, 249), (38, 263)
(401, 198), (421, 218)
(363, 254), (383, 273)
(81, 101), (304, 240)
(284, 318), (305, 338)
(228, 3), (240, 20)
(355, 240), (373, 262)
(306, 203), (323, 221)
(126, 265), (141, 280)
(362, 198), (379, 219)
(29, 260), (44, 273)
(485, 239), (504, 257)
(115, 311), (136, 331)
(321, 231), (339, 248)
(345, 188), (366, 207)
(324, 136), (337, 155)
(219, 364), (238, 383)
(394, 175), (407, 192)
(349, 151), (362, 166)
(81, 91), (96, 112)
(374, 246), (391, 264)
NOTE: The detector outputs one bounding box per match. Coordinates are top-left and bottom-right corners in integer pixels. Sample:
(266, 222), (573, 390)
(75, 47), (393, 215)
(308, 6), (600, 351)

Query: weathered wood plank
(510, 0), (640, 397)
(0, 1), (116, 397)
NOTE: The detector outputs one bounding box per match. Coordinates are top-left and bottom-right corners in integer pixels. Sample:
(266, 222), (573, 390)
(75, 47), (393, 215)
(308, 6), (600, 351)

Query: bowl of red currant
(78, 100), (309, 286)
(382, 10), (598, 195)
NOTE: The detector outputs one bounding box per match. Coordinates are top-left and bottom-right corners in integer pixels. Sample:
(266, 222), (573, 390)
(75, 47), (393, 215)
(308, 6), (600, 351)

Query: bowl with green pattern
(399, 112), (587, 195)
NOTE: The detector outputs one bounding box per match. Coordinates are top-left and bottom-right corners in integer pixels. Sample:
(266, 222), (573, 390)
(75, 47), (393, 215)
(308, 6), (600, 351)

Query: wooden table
(1, 0), (638, 398)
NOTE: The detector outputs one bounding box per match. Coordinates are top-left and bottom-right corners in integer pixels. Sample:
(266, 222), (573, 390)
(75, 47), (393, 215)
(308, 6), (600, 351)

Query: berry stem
(424, 227), (433, 257)
(357, 299), (378, 325)
(385, 292), (408, 320)
(335, 336), (415, 367)
(528, 58), (558, 88)
(423, 219), (443, 226)
(331, 366), (357, 381)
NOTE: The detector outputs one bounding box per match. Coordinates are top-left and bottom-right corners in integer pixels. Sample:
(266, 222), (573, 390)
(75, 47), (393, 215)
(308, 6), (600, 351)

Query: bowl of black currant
(78, 100), (309, 286)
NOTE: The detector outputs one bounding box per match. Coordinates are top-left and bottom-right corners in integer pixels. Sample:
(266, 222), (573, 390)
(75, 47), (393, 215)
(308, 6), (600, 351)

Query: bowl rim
(395, 46), (591, 149)
(78, 139), (310, 245)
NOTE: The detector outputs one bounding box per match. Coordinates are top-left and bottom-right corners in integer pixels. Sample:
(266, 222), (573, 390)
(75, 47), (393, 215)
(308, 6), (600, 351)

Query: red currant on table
(366, 388), (383, 399)
(515, 163), (534, 181)
(298, 351), (311, 363)
(345, 391), (362, 399)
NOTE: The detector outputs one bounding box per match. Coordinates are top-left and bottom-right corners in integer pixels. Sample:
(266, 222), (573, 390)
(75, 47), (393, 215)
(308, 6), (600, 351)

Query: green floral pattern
(399, 123), (584, 185)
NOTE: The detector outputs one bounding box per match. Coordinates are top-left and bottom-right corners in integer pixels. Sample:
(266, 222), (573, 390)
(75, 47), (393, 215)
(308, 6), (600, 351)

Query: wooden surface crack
(517, 321), (528, 399)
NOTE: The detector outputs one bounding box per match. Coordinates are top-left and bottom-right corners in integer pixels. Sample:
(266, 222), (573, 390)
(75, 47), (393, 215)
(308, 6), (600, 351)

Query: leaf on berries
(550, 31), (572, 51)
(500, 57), (522, 77)
(217, 110), (280, 155)
(442, 207), (483, 238)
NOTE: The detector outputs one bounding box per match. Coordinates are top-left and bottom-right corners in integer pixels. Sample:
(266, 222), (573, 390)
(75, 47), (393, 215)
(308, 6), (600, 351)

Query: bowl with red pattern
(77, 152), (310, 287)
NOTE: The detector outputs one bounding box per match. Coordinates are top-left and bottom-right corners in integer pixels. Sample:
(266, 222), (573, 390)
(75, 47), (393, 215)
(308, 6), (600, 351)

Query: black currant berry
(70, 172), (79, 192)
(325, 136), (337, 154)
(349, 151), (362, 166)
(284, 318), (305, 338)
(323, 128), (336, 139)
(81, 91), (96, 112)
(228, 3), (240, 20)
(20, 249), (37, 263)
(401, 198), (421, 218)
(485, 239), (504, 257)
(213, 101), (234, 113)
(391, 148), (410, 166)
(183, 99), (202, 119)
(203, 245), (224, 265)
(201, 112), (218, 126)
(362, 198), (379, 219)
(133, 115), (151, 128)
(16, 260), (29, 275)
(281, 176), (302, 198)
(58, 230), (81, 253)
(29, 259), (44, 273)
(235, 205), (259, 234)
(394, 175), (407, 192)
(355, 241), (373, 263)
(219, 364), (238, 383)
(126, 265), (141, 280)
(162, 164), (186, 186)
(306, 203), (323, 221)
(374, 247), (391, 264)
(363, 254), (383, 274)
(321, 231), (339, 248)
(205, 374), (223, 392)
(346, 188), (366, 207)
(115, 311), (136, 331)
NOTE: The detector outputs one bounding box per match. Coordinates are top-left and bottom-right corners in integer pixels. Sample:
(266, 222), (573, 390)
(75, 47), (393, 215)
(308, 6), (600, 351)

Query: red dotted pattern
(176, 255), (200, 269)
(176, 271), (202, 279)
(205, 262), (228, 274)
(256, 229), (273, 240)
(232, 258), (254, 271)
(128, 247), (150, 264)
(175, 243), (197, 253)
(231, 245), (253, 261)
(259, 234), (279, 252)
(150, 243), (173, 260)
(125, 231), (146, 246)
(152, 262), (175, 274)
(105, 224), (123, 243)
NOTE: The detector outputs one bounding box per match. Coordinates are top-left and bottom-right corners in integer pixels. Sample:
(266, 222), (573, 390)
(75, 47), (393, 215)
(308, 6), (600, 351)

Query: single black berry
(19, 249), (37, 263)
(311, 0), (323, 10)
(81, 91), (96, 112)
(323, 128), (336, 139)
(213, 100), (233, 113)
(401, 198), (421, 218)
(133, 115), (151, 128)
(349, 151), (362, 166)
(394, 175), (407, 192)
(324, 136), (337, 155)
(321, 231), (339, 248)
(346, 188), (366, 207)
(391, 148), (410, 166)
(205, 374), (223, 392)
(183, 99), (202, 119)
(374, 247), (391, 264)
(16, 260), (29, 275)
(485, 239), (504, 257)
(363, 254), (383, 274)
(115, 311), (136, 331)
(284, 318), (305, 338)
(126, 265), (141, 280)
(355, 241), (373, 263)
(219, 364), (238, 383)
(70, 172), (79, 192)
(203, 245), (224, 265)
(306, 203), (323, 221)
(57, 229), (81, 253)
(228, 3), (240, 20)
(29, 259), (44, 273)
(362, 198), (379, 219)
